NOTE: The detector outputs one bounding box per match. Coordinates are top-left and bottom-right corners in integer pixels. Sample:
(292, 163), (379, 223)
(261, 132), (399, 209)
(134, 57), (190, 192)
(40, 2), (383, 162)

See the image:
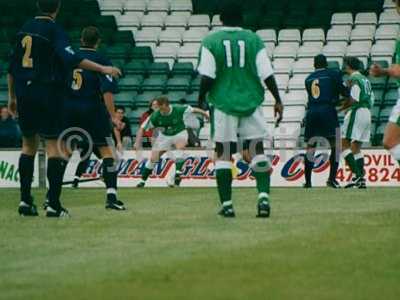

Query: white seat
(273, 45), (298, 59)
(327, 26), (352, 42)
(117, 13), (142, 29)
(147, 0), (170, 12)
(164, 12), (190, 28)
(159, 28), (185, 44)
(264, 43), (275, 58)
(211, 15), (223, 27)
(297, 45), (323, 58)
(256, 29), (277, 44)
(302, 28), (325, 43)
(274, 122), (302, 139)
(177, 44), (201, 58)
(135, 28), (161, 43)
(379, 11), (400, 24)
(135, 42), (157, 52)
(302, 41), (325, 48)
(99, 0), (124, 13)
(124, 0), (147, 12)
(284, 91), (308, 106)
(282, 106), (306, 122)
(273, 59), (294, 75)
(323, 43), (347, 58)
(182, 28), (209, 43)
(154, 45), (179, 59)
(141, 12), (168, 27)
(384, 0), (396, 9)
(278, 29), (301, 43)
(288, 75), (307, 90)
(331, 13), (353, 26)
(355, 13), (378, 25)
(292, 59), (315, 74)
(346, 41), (372, 58)
(375, 25), (400, 40)
(371, 41), (397, 64)
(170, 0), (193, 12)
(350, 25), (376, 41)
(274, 74), (290, 90)
(188, 15), (211, 28)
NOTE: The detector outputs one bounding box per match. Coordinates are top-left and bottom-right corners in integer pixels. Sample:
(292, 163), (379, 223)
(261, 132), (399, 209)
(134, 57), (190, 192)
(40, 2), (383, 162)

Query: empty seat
(375, 25), (400, 40)
(302, 28), (325, 43)
(130, 46), (154, 62)
(188, 15), (210, 28)
(123, 61), (148, 76)
(355, 13), (378, 26)
(288, 75), (308, 90)
(273, 45), (298, 59)
(135, 28), (161, 44)
(212, 15), (222, 27)
(265, 43), (275, 58)
(256, 29), (277, 44)
(323, 43), (347, 58)
(124, 0), (147, 12)
(273, 59), (295, 75)
(371, 41), (397, 64)
(379, 11), (399, 25)
(327, 26), (352, 42)
(284, 91), (308, 106)
(118, 76), (144, 91)
(346, 41), (372, 57)
(164, 12), (190, 28)
(141, 12), (167, 27)
(182, 28), (209, 43)
(141, 76), (168, 91)
(178, 44), (201, 59)
(278, 29), (301, 43)
(153, 45), (179, 59)
(275, 74), (290, 90)
(99, 0), (124, 13)
(117, 13), (142, 29)
(170, 0), (193, 12)
(331, 13), (353, 26)
(281, 106), (306, 122)
(350, 25), (376, 41)
(147, 0), (170, 12)
(165, 76), (191, 92)
(147, 62), (170, 75)
(297, 45), (323, 58)
(159, 28), (185, 44)
(292, 59), (315, 74)
(171, 62), (194, 77)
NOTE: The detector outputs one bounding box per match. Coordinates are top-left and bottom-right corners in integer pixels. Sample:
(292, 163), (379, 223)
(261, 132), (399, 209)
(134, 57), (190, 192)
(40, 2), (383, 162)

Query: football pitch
(0, 187), (399, 300)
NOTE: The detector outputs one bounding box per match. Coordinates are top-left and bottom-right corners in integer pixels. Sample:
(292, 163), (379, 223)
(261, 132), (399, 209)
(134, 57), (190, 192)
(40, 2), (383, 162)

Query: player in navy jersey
(63, 26), (126, 211)
(7, 0), (121, 217)
(303, 55), (350, 188)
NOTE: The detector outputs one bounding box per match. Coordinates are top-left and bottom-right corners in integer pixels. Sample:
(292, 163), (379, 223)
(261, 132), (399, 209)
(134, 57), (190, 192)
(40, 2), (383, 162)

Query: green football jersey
(395, 39), (400, 87)
(143, 105), (191, 136)
(349, 72), (374, 110)
(198, 28), (272, 117)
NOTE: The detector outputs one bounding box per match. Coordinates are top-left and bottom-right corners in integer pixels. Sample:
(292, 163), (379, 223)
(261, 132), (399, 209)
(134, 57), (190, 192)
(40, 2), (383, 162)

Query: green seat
(165, 76), (191, 92)
(190, 76), (201, 92)
(387, 78), (399, 90)
(110, 31), (135, 46)
(134, 92), (163, 108)
(123, 61), (148, 76)
(129, 47), (154, 62)
(167, 91), (188, 103)
(0, 43), (10, 60)
(118, 76), (144, 91)
(103, 44), (131, 60)
(185, 92), (200, 105)
(147, 62), (170, 76)
(141, 76), (168, 92)
(171, 62), (194, 77)
(114, 91), (137, 107)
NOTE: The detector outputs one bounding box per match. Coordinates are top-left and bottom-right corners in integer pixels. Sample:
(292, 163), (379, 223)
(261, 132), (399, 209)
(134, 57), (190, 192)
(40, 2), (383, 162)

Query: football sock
(251, 155), (271, 203)
(141, 160), (155, 182)
(389, 144), (400, 166)
(329, 147), (339, 182)
(47, 158), (67, 210)
(103, 158), (118, 202)
(342, 149), (362, 178)
(354, 153), (365, 178)
(19, 154), (35, 204)
(215, 161), (233, 206)
(175, 159), (185, 176)
(75, 158), (90, 178)
(304, 152), (314, 186)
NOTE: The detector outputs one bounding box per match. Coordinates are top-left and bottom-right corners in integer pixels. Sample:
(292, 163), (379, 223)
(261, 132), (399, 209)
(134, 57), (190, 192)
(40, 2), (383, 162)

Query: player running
(303, 55), (350, 188)
(341, 57), (374, 189)
(369, 0), (400, 167)
(197, 2), (284, 218)
(134, 96), (209, 188)
(7, 0), (121, 217)
(62, 26), (126, 210)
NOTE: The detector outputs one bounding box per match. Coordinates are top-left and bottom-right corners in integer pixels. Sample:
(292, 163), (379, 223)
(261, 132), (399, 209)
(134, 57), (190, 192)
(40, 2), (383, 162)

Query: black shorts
(16, 82), (65, 139)
(63, 100), (112, 147)
(304, 108), (340, 143)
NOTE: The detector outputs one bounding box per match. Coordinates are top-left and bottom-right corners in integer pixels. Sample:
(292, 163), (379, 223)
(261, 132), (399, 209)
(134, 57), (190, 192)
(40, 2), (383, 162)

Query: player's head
(81, 26), (101, 49)
(115, 106), (125, 120)
(314, 54), (328, 69)
(37, 0), (61, 16)
(343, 57), (362, 74)
(155, 96), (171, 115)
(393, 0), (400, 14)
(219, 1), (243, 27)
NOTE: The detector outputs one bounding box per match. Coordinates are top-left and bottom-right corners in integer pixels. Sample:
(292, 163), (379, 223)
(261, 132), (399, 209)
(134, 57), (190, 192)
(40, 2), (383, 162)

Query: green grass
(1, 187), (400, 300)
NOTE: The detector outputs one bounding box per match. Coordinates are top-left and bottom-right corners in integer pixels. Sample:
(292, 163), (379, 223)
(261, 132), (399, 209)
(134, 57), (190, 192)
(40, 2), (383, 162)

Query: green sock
(141, 167), (153, 181)
(175, 159), (185, 175)
(344, 152), (362, 178)
(253, 161), (271, 203)
(216, 168), (232, 206)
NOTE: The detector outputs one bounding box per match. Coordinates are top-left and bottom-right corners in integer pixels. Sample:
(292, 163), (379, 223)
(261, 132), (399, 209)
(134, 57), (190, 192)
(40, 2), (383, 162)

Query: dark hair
(155, 96), (170, 106)
(115, 106), (125, 113)
(344, 56), (362, 71)
(219, 1), (243, 27)
(81, 26), (101, 48)
(314, 54), (328, 69)
(37, 0), (61, 14)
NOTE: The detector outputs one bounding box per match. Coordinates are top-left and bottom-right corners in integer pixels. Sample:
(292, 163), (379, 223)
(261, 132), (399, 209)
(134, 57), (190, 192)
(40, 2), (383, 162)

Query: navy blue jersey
(305, 69), (349, 109)
(8, 15), (83, 85)
(66, 48), (117, 104)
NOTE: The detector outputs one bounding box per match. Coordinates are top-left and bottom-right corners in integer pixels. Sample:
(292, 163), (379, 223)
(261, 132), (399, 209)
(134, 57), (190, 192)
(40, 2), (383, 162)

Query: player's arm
(103, 92), (122, 130)
(7, 73), (17, 117)
(340, 82), (359, 111)
(191, 107), (210, 120)
(370, 63), (400, 78)
(197, 45), (216, 110)
(113, 126), (123, 152)
(198, 76), (214, 110)
(134, 116), (154, 150)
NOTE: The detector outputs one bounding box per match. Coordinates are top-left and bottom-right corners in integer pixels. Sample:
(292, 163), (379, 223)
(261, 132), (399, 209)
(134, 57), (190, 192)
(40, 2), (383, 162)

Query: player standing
(7, 0), (121, 217)
(369, 0), (400, 166)
(63, 26), (125, 210)
(303, 55), (350, 188)
(341, 57), (374, 189)
(197, 2), (283, 218)
(134, 96), (208, 188)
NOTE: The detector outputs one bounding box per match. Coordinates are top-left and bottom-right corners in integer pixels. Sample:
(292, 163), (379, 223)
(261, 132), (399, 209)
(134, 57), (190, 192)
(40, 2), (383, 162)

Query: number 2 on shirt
(21, 35), (33, 68)
(223, 40), (245, 68)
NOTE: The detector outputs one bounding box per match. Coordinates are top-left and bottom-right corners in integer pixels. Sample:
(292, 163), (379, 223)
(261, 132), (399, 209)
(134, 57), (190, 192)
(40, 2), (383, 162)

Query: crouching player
(134, 96), (208, 188)
(63, 27), (125, 210)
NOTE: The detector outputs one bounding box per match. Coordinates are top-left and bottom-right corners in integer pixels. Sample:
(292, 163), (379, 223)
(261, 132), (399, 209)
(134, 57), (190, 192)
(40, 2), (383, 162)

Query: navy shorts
(16, 82), (65, 139)
(63, 100), (112, 146)
(304, 107), (340, 143)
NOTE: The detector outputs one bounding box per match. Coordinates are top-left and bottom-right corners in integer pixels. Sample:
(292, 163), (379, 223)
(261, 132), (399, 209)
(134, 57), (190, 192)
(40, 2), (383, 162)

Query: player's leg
(327, 137), (341, 188)
(213, 108), (238, 217)
(341, 110), (362, 180)
(137, 149), (161, 188)
(383, 102), (400, 165)
(304, 143), (316, 188)
(172, 131), (189, 186)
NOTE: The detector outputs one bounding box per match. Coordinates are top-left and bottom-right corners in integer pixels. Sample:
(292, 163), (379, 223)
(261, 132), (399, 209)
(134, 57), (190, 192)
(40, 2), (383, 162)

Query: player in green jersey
(341, 57), (374, 189)
(197, 2), (284, 218)
(134, 96), (208, 188)
(369, 0), (400, 167)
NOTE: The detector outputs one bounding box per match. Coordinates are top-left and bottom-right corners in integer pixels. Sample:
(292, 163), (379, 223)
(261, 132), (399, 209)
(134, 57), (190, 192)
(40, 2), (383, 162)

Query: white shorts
(342, 108), (371, 143)
(211, 107), (267, 143)
(152, 130), (188, 151)
(389, 96), (400, 126)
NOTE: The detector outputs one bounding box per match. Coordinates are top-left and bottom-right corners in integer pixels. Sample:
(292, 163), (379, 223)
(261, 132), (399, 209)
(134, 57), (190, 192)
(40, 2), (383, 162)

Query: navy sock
(103, 158), (118, 201)
(47, 158), (67, 209)
(19, 154), (35, 204)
